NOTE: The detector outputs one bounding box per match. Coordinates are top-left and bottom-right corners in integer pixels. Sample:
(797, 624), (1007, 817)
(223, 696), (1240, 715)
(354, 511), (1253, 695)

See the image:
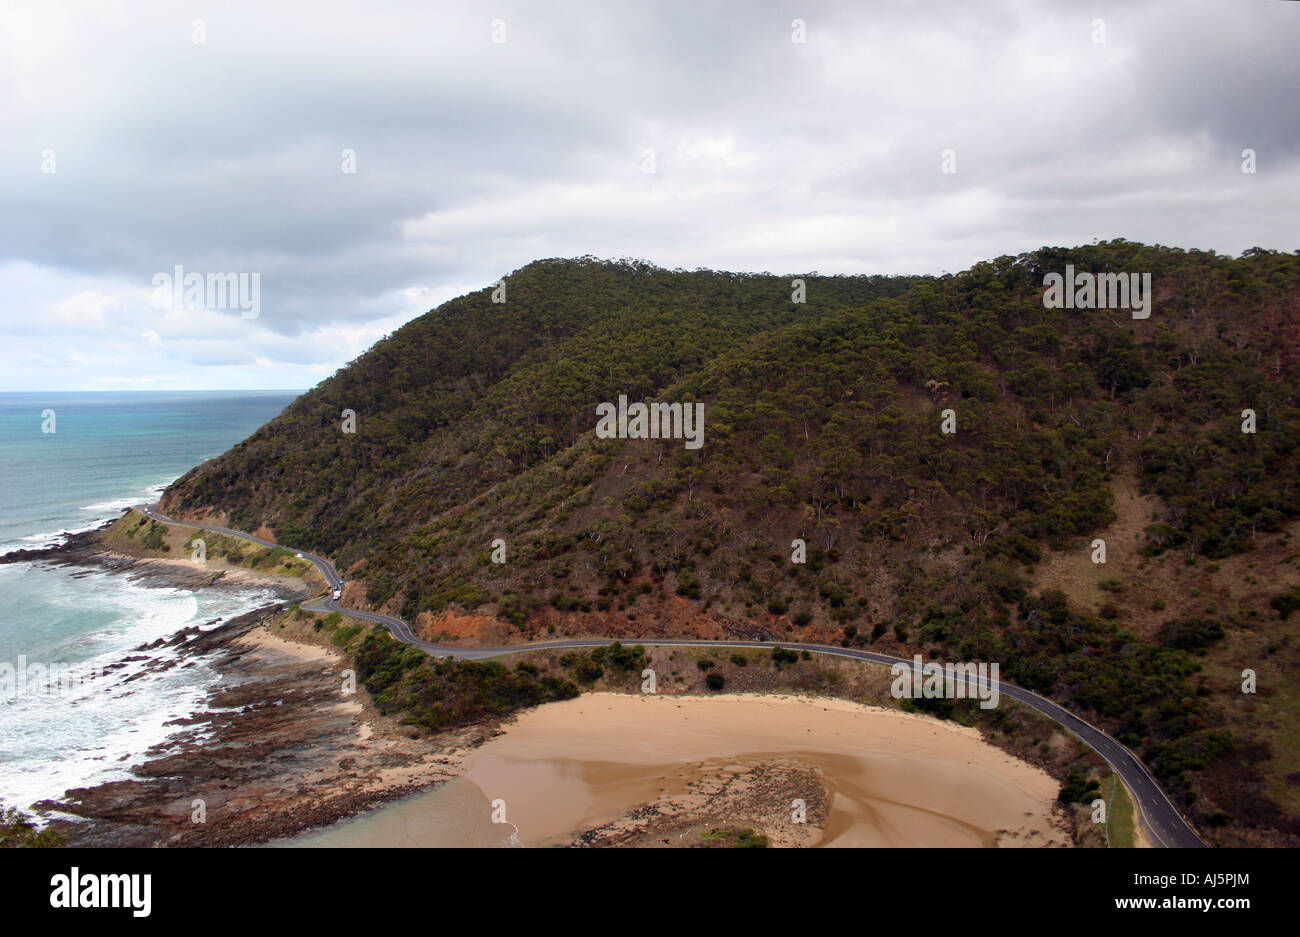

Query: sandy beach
(293, 692), (1070, 848)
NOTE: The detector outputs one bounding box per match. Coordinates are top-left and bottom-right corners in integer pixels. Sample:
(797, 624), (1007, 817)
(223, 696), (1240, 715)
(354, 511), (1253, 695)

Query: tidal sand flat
(291, 693), (1070, 848)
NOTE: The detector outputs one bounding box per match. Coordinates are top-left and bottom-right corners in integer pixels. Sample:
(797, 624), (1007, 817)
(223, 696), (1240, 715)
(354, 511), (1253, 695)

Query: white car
(331, 588), (342, 600)
(295, 552), (303, 559)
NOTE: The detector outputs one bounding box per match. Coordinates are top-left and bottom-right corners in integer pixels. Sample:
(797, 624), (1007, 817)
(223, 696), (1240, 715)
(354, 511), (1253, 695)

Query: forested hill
(162, 242), (1300, 844)
(166, 257), (925, 560)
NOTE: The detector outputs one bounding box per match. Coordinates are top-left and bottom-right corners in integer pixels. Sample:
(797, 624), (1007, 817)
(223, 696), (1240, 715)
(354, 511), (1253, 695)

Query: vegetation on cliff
(163, 242), (1300, 843)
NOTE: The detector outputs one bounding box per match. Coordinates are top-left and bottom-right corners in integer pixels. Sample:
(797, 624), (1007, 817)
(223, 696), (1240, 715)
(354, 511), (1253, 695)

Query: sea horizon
(0, 389), (300, 810)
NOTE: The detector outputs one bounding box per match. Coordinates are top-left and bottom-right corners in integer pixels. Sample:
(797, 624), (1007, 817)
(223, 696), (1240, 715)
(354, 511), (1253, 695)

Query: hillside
(161, 241), (1300, 845)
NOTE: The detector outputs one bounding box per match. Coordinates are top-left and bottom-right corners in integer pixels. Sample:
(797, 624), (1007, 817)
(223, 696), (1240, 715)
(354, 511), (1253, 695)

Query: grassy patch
(105, 510), (322, 585)
(1101, 774), (1138, 848)
(696, 827), (767, 848)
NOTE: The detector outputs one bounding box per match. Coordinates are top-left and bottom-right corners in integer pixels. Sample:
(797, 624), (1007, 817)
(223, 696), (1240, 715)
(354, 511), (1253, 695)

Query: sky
(1, 0), (1296, 391)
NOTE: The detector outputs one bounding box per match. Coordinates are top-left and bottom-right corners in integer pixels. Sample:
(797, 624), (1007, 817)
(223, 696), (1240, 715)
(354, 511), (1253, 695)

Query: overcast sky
(1, 0), (1296, 391)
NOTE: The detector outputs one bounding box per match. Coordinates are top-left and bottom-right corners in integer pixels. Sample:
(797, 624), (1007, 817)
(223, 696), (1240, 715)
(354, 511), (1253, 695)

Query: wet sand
(289, 693), (1069, 848)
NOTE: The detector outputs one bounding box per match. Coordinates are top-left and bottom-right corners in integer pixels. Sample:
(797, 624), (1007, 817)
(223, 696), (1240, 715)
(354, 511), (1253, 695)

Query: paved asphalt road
(138, 503), (1207, 848)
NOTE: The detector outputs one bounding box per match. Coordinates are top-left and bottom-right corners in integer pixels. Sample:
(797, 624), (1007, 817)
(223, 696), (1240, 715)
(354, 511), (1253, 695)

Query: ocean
(0, 391), (300, 810)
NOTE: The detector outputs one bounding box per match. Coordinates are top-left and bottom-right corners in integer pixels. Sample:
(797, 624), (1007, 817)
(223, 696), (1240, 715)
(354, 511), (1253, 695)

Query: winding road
(138, 503), (1207, 848)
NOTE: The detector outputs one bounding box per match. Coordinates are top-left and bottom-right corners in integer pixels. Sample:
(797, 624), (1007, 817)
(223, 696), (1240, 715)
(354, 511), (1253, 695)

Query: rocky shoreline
(4, 524), (481, 847)
(0, 523), (306, 600)
(33, 600), (492, 847)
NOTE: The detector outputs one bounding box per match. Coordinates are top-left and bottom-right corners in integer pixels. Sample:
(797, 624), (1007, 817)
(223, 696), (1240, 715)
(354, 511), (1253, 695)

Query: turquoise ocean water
(0, 391), (299, 809)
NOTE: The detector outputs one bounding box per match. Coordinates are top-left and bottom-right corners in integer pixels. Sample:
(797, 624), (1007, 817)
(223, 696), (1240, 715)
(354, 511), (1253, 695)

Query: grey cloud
(0, 0), (1296, 390)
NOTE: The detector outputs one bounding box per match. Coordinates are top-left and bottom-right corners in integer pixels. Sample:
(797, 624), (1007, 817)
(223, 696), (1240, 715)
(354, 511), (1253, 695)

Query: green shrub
(499, 593), (530, 627)
(771, 646), (799, 665)
(0, 803), (64, 848)
(1057, 770), (1101, 805)
(559, 653), (603, 683)
(676, 570), (702, 600)
(1157, 617), (1225, 652)
(1270, 588), (1300, 621)
(331, 623), (363, 646)
(353, 629), (579, 731)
